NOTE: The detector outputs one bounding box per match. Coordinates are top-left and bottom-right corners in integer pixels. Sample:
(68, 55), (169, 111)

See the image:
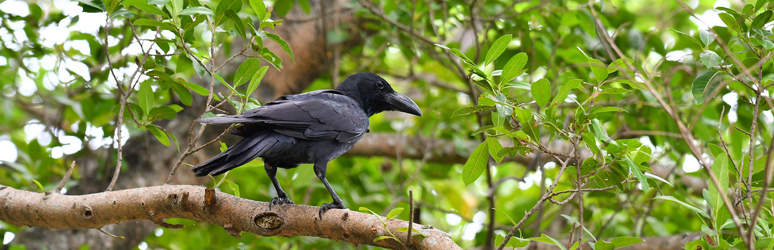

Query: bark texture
(0, 185), (461, 250)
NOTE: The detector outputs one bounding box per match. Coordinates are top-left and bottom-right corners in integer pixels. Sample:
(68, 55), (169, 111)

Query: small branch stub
(204, 187), (216, 206)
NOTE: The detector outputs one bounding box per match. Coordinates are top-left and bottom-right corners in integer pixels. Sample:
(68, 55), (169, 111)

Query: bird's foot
(269, 197), (295, 210)
(318, 201), (347, 219)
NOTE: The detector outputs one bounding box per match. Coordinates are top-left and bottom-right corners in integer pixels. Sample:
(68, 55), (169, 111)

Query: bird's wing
(197, 91), (368, 143)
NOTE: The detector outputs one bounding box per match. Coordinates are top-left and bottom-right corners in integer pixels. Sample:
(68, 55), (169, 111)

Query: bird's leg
(314, 162), (347, 218)
(266, 163), (294, 210)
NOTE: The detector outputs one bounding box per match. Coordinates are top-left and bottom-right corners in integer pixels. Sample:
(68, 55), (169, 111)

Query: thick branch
(0, 185), (460, 250)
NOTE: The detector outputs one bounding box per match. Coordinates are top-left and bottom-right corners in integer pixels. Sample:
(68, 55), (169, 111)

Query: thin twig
(104, 16), (124, 192)
(97, 227), (125, 239)
(497, 156), (572, 250)
(407, 189), (414, 246)
(717, 106), (743, 186)
(49, 161), (76, 195)
(166, 19), (220, 184)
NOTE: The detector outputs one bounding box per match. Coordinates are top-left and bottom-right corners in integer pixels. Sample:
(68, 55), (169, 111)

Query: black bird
(192, 72), (422, 217)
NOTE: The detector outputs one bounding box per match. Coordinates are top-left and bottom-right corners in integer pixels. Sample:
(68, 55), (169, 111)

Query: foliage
(1, 0), (774, 249)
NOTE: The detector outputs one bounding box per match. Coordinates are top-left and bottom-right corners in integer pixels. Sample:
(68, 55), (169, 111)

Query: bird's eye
(376, 81), (385, 89)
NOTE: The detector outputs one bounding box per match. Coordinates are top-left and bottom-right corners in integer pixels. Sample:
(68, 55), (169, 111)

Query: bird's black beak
(385, 92), (422, 116)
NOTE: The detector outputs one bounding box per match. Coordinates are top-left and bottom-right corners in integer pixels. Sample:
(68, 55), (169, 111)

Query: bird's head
(336, 72), (422, 117)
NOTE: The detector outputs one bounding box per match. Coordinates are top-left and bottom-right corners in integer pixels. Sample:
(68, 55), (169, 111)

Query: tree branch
(349, 133), (707, 194)
(0, 185), (460, 250)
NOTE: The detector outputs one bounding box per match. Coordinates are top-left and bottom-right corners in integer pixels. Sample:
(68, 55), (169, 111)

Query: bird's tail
(191, 133), (277, 176)
(196, 115), (255, 125)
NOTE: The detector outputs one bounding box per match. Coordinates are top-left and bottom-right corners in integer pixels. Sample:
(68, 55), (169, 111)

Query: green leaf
(708, 143), (724, 157)
(500, 52), (528, 85)
(165, 0), (183, 18)
(691, 70), (723, 103)
(754, 38), (774, 50)
(755, 0), (768, 12)
(170, 81), (193, 106)
(234, 58), (263, 87)
(588, 59), (608, 83)
(607, 58), (632, 74)
(529, 234), (566, 250)
(752, 10), (772, 30)
(167, 130), (180, 151)
(633, 145), (652, 165)
(77, 0), (105, 12)
(462, 141), (489, 186)
(670, 28), (703, 48)
(610, 236), (644, 247)
(699, 50), (722, 69)
(227, 9), (246, 39)
(485, 34), (512, 66)
(214, 0), (241, 26)
(590, 107), (627, 115)
(147, 125), (170, 147)
(247, 66), (269, 97)
(434, 44), (450, 50)
(297, 0), (311, 14)
(133, 18), (177, 32)
(224, 179), (240, 197)
(273, 0), (293, 17)
(32, 180), (45, 192)
(486, 137), (503, 162)
(250, 0), (267, 21)
(718, 13), (740, 32)
(394, 227), (427, 237)
(624, 156), (649, 192)
(551, 78), (582, 106)
(494, 234), (506, 248)
(644, 173), (673, 187)
(709, 154), (729, 229)
(699, 29), (715, 47)
(373, 236), (394, 243)
(590, 119), (611, 142)
(493, 93), (513, 117)
(654, 196), (711, 218)
(497, 146), (533, 157)
(260, 47), (283, 70)
(265, 33), (295, 63)
(531, 79), (551, 107)
(123, 0), (167, 17)
(179, 6), (213, 16)
(138, 80), (154, 116)
(582, 132), (600, 155)
(182, 81), (209, 96)
(451, 105), (494, 118)
(213, 74), (239, 95)
(450, 48), (477, 68)
(148, 106), (178, 120)
(386, 207), (404, 220)
(595, 240), (615, 250)
(358, 207), (382, 219)
(109, 10), (135, 19)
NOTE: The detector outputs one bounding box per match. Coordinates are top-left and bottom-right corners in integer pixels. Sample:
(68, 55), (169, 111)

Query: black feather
(191, 72), (422, 217)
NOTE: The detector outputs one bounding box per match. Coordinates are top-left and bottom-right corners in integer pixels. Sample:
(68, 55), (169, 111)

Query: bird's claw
(318, 202), (347, 219)
(269, 197), (295, 211)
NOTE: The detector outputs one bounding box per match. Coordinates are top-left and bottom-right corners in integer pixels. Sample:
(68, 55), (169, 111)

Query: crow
(192, 72), (422, 217)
